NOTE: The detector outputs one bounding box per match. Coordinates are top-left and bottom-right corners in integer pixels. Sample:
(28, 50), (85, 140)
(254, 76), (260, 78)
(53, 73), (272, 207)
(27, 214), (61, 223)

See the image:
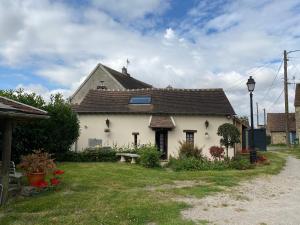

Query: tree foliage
(217, 123), (240, 158)
(0, 89), (79, 162)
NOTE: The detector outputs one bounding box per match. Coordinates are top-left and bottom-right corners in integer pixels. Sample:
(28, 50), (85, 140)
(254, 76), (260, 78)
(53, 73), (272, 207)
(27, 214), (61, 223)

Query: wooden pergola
(0, 96), (48, 205)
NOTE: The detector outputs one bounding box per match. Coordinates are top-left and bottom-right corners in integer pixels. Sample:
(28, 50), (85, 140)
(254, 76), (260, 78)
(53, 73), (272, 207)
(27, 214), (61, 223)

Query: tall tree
(0, 89), (79, 162)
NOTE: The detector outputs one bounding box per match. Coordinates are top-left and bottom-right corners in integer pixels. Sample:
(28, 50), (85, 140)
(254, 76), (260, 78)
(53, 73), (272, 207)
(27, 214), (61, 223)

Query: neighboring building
(72, 88), (236, 159)
(70, 63), (152, 104)
(294, 84), (300, 139)
(233, 117), (249, 152)
(267, 113), (296, 144)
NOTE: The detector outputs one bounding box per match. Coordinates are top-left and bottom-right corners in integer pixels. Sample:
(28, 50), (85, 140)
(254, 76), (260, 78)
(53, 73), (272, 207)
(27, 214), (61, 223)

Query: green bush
(178, 141), (203, 159)
(55, 147), (118, 162)
(168, 154), (256, 171)
(230, 156), (254, 170)
(168, 156), (230, 171)
(0, 89), (79, 163)
(168, 157), (202, 171)
(138, 145), (161, 168)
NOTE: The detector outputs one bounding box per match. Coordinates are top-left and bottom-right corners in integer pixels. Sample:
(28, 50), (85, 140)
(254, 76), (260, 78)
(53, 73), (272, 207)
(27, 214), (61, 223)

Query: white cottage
(72, 88), (236, 159)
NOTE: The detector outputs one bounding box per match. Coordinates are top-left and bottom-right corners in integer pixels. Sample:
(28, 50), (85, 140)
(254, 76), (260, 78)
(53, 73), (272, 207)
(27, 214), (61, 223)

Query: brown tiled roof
(73, 88), (235, 115)
(150, 116), (175, 129)
(295, 83), (300, 106)
(0, 96), (47, 117)
(267, 113), (296, 132)
(102, 65), (152, 89)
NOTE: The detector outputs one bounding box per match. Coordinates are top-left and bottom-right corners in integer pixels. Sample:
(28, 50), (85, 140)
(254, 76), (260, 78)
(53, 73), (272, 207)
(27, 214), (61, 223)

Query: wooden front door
(155, 130), (168, 160)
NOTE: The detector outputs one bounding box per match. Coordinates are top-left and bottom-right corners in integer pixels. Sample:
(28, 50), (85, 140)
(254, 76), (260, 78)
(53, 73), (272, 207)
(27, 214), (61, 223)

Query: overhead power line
(261, 59), (283, 103)
(267, 88), (284, 112)
(225, 62), (274, 91)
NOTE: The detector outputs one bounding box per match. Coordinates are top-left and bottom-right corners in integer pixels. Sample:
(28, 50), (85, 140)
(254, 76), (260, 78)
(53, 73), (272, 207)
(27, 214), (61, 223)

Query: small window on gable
(129, 96), (151, 104)
(88, 138), (102, 148)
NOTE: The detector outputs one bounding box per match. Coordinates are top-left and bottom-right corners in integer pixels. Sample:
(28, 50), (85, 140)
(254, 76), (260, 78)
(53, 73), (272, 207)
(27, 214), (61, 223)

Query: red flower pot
(27, 172), (46, 186)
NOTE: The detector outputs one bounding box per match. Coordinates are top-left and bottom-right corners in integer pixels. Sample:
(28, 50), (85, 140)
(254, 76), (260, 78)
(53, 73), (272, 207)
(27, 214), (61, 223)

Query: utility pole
(256, 102), (259, 127)
(284, 50), (290, 147)
(263, 108), (266, 128)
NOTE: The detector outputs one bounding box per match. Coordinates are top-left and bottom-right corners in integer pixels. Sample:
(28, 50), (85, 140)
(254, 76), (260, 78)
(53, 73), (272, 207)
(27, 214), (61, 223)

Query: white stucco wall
(75, 114), (234, 159)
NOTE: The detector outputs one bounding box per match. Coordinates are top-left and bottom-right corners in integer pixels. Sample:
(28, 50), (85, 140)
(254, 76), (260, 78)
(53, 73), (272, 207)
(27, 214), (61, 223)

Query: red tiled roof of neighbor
(73, 88), (236, 116)
(267, 113), (296, 132)
(0, 96), (47, 116)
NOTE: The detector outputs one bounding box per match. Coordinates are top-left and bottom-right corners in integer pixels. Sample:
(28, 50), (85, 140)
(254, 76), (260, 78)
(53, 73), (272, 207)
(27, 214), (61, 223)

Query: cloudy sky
(1, 0), (300, 123)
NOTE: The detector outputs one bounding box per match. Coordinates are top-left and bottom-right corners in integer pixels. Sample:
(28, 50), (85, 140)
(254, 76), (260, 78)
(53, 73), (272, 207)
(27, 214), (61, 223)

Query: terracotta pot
(27, 172), (46, 186)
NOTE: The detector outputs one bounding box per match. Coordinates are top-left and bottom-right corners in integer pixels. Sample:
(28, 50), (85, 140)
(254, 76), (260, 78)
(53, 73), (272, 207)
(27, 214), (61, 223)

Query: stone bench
(116, 153), (140, 164)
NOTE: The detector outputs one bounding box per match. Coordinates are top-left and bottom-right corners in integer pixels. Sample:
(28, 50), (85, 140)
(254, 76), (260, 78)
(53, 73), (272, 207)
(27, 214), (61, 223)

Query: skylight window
(129, 96), (151, 104)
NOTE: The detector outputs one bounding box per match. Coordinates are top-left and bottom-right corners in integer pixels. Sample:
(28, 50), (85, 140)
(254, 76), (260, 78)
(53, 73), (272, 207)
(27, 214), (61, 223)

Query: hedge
(55, 147), (118, 162)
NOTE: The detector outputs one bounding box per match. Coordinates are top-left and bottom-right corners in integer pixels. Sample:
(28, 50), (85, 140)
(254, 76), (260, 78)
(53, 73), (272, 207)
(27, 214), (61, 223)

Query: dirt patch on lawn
(177, 156), (300, 225)
(145, 180), (210, 191)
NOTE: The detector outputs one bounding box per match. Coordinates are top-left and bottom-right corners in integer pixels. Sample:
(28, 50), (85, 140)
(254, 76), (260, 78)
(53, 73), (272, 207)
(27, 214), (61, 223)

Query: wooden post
(1, 119), (13, 205)
(284, 50), (290, 147)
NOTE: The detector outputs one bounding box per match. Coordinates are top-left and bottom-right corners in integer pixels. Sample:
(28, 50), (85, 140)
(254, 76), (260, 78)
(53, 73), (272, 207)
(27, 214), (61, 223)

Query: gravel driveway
(178, 156), (300, 225)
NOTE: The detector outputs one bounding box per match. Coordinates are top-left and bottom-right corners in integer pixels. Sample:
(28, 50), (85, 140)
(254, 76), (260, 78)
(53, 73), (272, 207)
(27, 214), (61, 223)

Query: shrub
(178, 141), (203, 159)
(138, 145), (161, 168)
(168, 156), (230, 171)
(0, 89), (80, 162)
(168, 157), (203, 171)
(168, 154), (256, 171)
(230, 156), (254, 170)
(209, 146), (225, 160)
(55, 147), (118, 162)
(257, 154), (270, 165)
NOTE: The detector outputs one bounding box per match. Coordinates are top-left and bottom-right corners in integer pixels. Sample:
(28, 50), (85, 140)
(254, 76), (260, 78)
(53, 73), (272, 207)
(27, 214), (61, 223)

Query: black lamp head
(247, 76), (256, 92)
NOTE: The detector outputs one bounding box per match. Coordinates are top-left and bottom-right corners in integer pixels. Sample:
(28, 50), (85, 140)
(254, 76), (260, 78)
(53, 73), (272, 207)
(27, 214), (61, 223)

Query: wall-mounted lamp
(205, 132), (209, 139)
(106, 118), (110, 128)
(205, 120), (209, 129)
(227, 115), (232, 120)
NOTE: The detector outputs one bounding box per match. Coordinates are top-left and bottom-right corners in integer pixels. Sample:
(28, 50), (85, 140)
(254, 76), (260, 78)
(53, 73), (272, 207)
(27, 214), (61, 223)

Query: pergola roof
(0, 96), (48, 119)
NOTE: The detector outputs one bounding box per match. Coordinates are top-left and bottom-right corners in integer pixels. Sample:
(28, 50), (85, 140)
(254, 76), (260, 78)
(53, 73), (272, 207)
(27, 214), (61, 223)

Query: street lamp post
(247, 76), (257, 164)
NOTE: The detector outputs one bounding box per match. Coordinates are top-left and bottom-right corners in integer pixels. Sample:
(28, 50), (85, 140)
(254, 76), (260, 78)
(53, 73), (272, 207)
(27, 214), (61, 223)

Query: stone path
(178, 157), (300, 225)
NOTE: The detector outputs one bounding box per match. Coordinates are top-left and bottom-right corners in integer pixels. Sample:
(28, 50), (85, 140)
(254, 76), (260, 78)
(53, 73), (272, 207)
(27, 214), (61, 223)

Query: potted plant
(19, 150), (56, 186)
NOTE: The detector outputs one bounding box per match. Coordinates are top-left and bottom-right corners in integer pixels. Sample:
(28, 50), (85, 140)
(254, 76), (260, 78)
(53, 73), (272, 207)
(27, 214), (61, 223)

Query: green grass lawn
(0, 152), (286, 225)
(282, 147), (300, 159)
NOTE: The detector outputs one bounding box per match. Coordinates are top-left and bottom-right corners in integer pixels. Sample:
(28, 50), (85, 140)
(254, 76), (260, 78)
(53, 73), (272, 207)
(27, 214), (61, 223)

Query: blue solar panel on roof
(129, 96), (151, 104)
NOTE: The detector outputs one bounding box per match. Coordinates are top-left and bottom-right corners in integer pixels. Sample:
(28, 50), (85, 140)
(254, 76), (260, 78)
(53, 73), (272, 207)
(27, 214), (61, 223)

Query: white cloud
(1, 0), (300, 120)
(91, 0), (170, 21)
(205, 13), (241, 32)
(164, 28), (175, 40)
(16, 83), (73, 101)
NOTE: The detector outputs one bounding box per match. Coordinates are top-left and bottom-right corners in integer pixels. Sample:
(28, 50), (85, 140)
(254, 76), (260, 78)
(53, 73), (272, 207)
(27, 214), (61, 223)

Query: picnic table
(116, 153), (140, 164)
